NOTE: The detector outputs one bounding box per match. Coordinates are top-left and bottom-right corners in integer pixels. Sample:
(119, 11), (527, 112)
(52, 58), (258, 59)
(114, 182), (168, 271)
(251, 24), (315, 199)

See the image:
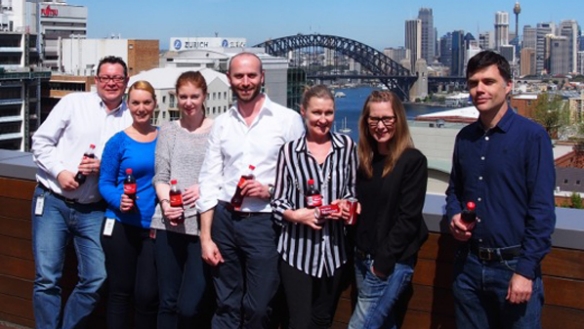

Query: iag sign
(41, 5), (59, 17)
(170, 37), (247, 51)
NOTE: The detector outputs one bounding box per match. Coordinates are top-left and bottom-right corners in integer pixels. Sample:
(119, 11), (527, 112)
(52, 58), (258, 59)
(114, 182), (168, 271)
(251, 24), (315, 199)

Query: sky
(71, 0), (582, 51)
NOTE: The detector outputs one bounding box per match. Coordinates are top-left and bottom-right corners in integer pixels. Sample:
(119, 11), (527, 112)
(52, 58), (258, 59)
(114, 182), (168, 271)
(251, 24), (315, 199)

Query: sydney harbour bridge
(254, 34), (466, 101)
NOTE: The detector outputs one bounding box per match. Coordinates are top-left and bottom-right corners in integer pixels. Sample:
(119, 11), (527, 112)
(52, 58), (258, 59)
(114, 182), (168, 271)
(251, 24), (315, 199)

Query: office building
(451, 30), (465, 77)
(523, 25), (537, 49)
(536, 22), (555, 75)
(520, 48), (536, 76)
(578, 51), (584, 75)
(559, 20), (578, 73)
(494, 11), (510, 51)
(478, 31), (493, 50)
(383, 47), (410, 65)
(439, 32), (452, 69)
(418, 8), (435, 64)
(405, 19), (422, 74)
(548, 35), (570, 75)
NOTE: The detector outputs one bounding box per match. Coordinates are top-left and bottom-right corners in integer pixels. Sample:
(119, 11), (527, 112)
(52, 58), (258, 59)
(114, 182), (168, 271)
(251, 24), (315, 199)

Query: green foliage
(570, 192), (583, 209)
(530, 93), (570, 138)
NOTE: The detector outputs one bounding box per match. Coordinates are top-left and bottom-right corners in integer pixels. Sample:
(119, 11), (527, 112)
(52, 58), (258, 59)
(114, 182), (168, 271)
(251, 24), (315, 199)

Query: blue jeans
(452, 248), (544, 329)
(211, 203), (280, 329)
(155, 230), (210, 329)
(32, 186), (107, 329)
(348, 256), (415, 329)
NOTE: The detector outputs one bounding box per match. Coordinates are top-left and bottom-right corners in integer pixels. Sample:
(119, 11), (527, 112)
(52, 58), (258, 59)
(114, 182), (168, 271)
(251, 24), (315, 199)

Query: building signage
(41, 5), (59, 17)
(170, 37), (247, 51)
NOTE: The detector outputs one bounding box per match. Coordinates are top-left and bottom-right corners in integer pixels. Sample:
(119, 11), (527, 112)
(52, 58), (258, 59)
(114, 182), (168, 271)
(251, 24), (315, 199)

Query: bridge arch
(254, 34), (418, 100)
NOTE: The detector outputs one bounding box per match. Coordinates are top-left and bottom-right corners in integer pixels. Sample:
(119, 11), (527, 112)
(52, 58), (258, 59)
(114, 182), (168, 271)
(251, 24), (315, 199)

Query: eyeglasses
(367, 116), (396, 126)
(96, 76), (126, 83)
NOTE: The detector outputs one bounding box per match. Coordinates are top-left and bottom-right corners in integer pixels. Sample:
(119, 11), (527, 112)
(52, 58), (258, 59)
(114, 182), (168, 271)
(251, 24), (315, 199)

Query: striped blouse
(272, 132), (358, 278)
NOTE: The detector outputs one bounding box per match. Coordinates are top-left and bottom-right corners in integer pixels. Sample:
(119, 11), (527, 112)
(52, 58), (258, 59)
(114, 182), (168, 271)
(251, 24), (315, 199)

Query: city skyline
(71, 0), (583, 51)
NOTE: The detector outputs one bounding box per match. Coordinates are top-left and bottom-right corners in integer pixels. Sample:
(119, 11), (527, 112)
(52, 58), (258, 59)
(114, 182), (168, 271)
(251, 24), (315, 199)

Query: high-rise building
(478, 31), (493, 50)
(495, 11), (510, 51)
(579, 36), (584, 51)
(536, 22), (555, 75)
(523, 25), (537, 49)
(383, 47), (410, 65)
(418, 8), (435, 64)
(451, 30), (465, 77)
(520, 48), (536, 76)
(439, 32), (452, 70)
(577, 51), (584, 74)
(548, 35), (570, 75)
(405, 19), (422, 73)
(500, 44), (516, 65)
(559, 20), (578, 73)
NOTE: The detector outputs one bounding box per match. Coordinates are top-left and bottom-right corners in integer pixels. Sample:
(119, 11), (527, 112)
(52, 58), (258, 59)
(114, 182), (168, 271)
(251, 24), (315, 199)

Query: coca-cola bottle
(74, 144), (96, 184)
(231, 165), (255, 211)
(123, 168), (137, 210)
(461, 201), (477, 223)
(305, 179), (323, 208)
(169, 179), (184, 224)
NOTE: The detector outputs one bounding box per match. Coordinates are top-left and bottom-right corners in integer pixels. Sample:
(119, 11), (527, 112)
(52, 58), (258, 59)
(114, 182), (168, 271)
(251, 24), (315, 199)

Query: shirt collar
(97, 93), (126, 115)
(476, 104), (515, 134)
(295, 132), (346, 153)
(228, 93), (274, 117)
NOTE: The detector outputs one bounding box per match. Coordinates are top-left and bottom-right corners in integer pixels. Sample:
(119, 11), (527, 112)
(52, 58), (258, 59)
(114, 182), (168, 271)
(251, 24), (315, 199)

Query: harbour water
(333, 86), (451, 141)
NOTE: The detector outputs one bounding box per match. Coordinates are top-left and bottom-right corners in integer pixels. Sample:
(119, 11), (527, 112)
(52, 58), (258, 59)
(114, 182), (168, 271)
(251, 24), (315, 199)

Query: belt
(219, 201), (265, 218)
(38, 182), (103, 206)
(468, 243), (521, 261)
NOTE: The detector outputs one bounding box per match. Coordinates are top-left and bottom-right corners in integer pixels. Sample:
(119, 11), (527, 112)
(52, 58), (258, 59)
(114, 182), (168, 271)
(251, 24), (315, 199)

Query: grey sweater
(151, 120), (212, 235)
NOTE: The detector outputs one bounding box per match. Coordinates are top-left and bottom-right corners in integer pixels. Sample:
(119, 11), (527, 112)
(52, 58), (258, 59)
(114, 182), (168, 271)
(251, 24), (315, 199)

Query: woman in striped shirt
(272, 85), (358, 329)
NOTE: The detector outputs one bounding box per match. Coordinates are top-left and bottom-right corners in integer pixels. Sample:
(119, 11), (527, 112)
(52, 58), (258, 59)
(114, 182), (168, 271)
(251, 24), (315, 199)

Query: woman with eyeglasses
(271, 85), (357, 329)
(348, 90), (428, 329)
(99, 80), (159, 329)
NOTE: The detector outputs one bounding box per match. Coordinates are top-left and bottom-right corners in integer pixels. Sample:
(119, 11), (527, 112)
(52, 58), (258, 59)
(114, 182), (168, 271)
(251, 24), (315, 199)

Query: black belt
(468, 243), (521, 261)
(38, 182), (103, 207)
(219, 201), (265, 218)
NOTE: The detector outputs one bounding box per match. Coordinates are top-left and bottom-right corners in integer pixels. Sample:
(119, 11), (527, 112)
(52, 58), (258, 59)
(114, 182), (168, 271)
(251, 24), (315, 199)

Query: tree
(530, 93), (570, 139)
(570, 192), (583, 209)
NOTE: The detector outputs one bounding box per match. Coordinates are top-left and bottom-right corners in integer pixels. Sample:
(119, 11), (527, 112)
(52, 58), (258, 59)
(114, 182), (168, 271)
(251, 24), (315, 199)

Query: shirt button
(479, 176), (483, 180)
(479, 239), (483, 242)
(477, 218), (481, 223)
(485, 136), (490, 141)
(478, 197), (482, 202)
(481, 156), (485, 161)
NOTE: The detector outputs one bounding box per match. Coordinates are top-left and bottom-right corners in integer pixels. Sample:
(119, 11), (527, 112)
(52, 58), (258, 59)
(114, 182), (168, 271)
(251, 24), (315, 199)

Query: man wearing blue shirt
(446, 50), (555, 328)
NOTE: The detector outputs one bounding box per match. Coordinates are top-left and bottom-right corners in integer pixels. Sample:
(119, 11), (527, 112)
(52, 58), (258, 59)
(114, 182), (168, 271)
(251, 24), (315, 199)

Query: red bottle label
(124, 183), (137, 195)
(306, 194), (323, 208)
(170, 194), (183, 207)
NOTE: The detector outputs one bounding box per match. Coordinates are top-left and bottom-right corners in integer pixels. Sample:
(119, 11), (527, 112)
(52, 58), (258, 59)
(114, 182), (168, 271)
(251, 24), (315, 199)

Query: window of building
(162, 96), (166, 104)
(169, 95), (175, 108)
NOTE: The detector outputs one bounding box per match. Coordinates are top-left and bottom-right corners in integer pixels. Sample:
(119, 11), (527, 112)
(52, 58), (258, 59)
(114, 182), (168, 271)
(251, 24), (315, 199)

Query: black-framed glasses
(96, 76), (126, 83)
(367, 115), (396, 126)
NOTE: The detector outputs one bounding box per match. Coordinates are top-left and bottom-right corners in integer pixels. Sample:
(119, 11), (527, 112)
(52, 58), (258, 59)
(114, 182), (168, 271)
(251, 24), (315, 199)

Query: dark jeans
(452, 248), (544, 329)
(155, 229), (211, 329)
(101, 220), (158, 329)
(280, 260), (345, 329)
(211, 203), (280, 329)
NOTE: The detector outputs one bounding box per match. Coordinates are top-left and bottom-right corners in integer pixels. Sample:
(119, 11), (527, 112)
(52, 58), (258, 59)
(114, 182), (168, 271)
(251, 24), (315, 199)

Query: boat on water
(334, 91), (346, 98)
(338, 117), (351, 133)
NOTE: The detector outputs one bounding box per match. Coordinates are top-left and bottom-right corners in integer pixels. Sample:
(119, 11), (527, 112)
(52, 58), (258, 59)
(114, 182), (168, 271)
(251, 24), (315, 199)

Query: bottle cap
(466, 201), (476, 211)
(308, 178), (314, 185)
(89, 144), (95, 148)
(170, 179), (177, 184)
(249, 165), (255, 170)
(125, 168), (132, 174)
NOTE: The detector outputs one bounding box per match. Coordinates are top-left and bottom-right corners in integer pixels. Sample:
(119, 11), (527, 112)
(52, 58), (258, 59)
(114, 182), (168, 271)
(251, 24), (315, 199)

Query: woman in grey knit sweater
(151, 71), (213, 328)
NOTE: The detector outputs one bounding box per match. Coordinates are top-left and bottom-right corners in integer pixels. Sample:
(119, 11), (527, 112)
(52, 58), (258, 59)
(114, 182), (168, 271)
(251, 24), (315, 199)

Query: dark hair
(466, 50), (511, 82)
(357, 90), (413, 178)
(96, 56), (128, 77)
(301, 84), (334, 110)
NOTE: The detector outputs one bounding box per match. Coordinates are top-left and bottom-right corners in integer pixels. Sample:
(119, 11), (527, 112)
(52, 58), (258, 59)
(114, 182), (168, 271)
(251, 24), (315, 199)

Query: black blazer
(356, 148), (429, 277)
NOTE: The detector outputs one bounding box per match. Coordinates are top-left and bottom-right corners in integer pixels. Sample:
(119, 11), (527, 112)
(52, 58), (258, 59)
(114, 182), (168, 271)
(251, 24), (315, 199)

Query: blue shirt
(445, 108), (556, 279)
(99, 130), (158, 229)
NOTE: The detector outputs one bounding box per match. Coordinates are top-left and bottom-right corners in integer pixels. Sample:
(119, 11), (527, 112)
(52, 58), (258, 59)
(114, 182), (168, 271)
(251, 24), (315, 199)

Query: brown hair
(301, 84), (334, 110)
(357, 90), (413, 178)
(175, 71), (208, 116)
(128, 80), (156, 102)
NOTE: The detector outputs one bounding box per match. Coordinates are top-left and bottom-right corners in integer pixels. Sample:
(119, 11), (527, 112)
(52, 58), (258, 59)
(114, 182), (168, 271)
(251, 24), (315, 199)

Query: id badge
(35, 195), (45, 216)
(103, 218), (115, 236)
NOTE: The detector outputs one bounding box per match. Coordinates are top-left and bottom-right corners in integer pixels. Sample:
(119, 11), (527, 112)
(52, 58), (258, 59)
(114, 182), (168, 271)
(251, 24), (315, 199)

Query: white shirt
(32, 92), (133, 203)
(197, 95), (304, 213)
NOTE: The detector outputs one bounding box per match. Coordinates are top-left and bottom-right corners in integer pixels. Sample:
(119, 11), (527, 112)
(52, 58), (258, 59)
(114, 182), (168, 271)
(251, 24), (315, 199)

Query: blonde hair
(357, 90), (413, 178)
(128, 80), (156, 102)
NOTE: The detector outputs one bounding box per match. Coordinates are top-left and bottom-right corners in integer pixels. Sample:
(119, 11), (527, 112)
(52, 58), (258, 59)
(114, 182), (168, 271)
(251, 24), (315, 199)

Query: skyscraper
(560, 20), (578, 73)
(536, 22), (555, 75)
(495, 11), (510, 51)
(405, 19), (422, 73)
(523, 25), (537, 49)
(418, 8), (435, 64)
(451, 30), (465, 77)
(548, 35), (570, 75)
(439, 32), (453, 70)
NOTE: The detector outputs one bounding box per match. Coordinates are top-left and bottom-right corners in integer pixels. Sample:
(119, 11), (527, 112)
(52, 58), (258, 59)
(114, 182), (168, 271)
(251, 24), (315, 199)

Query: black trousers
(101, 220), (158, 329)
(280, 260), (346, 329)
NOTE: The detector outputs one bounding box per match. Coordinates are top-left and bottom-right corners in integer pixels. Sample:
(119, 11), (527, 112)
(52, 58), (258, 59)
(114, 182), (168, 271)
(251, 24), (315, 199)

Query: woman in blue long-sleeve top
(99, 80), (159, 329)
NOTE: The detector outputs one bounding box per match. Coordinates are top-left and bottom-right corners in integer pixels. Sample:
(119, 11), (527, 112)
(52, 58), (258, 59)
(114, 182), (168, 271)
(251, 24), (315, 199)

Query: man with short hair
(446, 50), (556, 328)
(197, 52), (304, 328)
(31, 56), (133, 329)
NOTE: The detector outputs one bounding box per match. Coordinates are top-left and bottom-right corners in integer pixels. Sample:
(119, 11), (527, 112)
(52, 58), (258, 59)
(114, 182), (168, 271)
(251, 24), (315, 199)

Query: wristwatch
(268, 184), (275, 198)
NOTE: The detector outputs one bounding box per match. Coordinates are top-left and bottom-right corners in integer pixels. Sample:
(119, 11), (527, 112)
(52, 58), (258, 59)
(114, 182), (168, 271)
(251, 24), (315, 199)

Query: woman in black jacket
(348, 90), (428, 329)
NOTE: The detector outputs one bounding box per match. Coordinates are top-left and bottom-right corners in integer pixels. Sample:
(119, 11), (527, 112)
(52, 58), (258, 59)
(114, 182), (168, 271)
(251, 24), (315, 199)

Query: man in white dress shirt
(31, 56), (133, 329)
(197, 52), (304, 329)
